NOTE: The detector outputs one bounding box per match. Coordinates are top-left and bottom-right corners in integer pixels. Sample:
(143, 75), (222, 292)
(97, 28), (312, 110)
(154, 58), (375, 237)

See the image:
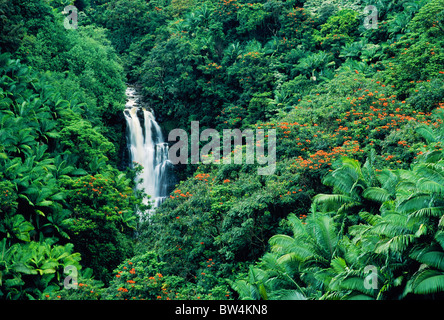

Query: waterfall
(123, 87), (173, 211)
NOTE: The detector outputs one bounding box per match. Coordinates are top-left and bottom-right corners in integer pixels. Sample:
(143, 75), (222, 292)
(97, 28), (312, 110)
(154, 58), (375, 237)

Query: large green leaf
(36, 200), (53, 207)
(10, 215), (34, 242)
(11, 262), (38, 275)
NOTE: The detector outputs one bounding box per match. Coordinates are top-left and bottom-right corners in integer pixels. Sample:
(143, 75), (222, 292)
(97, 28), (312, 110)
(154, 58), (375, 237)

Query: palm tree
(265, 206), (341, 297)
(396, 161), (444, 235)
(318, 255), (379, 300)
(230, 265), (271, 300)
(314, 156), (381, 217)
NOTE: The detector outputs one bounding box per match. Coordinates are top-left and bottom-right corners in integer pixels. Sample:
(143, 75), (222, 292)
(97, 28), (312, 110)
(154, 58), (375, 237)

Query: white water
(124, 87), (171, 211)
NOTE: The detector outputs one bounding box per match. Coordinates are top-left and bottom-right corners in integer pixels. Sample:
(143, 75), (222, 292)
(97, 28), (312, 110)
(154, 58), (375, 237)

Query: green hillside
(1, 0), (444, 300)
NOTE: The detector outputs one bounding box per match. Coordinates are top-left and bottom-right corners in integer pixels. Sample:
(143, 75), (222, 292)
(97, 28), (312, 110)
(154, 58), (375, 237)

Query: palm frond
(358, 211), (382, 225)
(260, 252), (285, 272)
(397, 193), (432, 214)
(435, 232), (444, 251)
(423, 150), (444, 164)
(377, 169), (400, 192)
(344, 293), (375, 300)
(416, 125), (437, 143)
(313, 193), (355, 212)
(415, 165), (444, 184)
(330, 257), (347, 274)
(269, 289), (307, 300)
(329, 271), (376, 298)
(417, 178), (444, 195)
(322, 157), (364, 195)
(409, 206), (444, 219)
(362, 153), (378, 188)
(363, 187), (392, 203)
(397, 169), (418, 183)
(411, 269), (444, 295)
(322, 172), (354, 195)
(372, 213), (411, 236)
(264, 275), (293, 292)
(269, 235), (315, 261)
(309, 214), (338, 259)
(336, 201), (362, 216)
(230, 279), (258, 300)
(375, 234), (415, 254)
(410, 246), (444, 271)
(276, 252), (303, 268)
(286, 213), (308, 237)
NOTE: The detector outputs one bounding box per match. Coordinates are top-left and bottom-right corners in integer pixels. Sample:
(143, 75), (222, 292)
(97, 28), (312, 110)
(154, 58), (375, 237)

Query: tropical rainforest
(1, 0), (444, 301)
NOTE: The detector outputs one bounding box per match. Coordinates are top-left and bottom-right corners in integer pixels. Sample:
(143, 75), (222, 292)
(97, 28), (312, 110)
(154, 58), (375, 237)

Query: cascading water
(123, 87), (173, 212)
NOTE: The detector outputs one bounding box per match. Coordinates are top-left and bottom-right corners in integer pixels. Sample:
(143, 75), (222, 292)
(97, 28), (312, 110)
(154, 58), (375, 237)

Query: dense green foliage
(1, 0), (444, 300)
(0, 0), (145, 298)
